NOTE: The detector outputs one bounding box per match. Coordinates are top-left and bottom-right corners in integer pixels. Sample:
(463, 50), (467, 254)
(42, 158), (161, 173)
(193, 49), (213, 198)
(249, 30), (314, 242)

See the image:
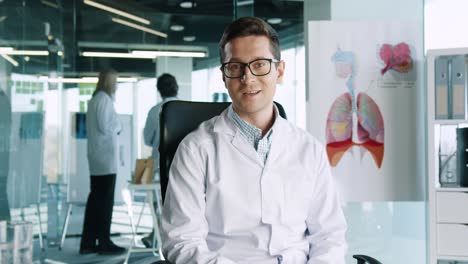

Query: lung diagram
(326, 49), (385, 168)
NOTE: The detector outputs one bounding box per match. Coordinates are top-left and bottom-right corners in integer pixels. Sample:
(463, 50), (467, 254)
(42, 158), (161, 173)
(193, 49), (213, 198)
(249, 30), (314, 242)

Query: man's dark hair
(157, 73), (178, 98)
(218, 17), (281, 63)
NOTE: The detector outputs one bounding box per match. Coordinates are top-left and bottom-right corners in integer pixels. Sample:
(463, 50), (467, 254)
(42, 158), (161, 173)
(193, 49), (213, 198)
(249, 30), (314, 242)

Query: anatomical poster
(307, 21), (423, 202)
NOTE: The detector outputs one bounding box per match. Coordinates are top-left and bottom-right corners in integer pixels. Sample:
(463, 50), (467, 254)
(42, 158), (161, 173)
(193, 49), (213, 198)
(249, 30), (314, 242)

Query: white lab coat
(86, 91), (121, 175)
(143, 96), (177, 170)
(162, 106), (347, 264)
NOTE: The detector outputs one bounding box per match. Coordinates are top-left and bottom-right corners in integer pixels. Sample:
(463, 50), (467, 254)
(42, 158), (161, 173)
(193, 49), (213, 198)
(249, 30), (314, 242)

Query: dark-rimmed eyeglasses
(220, 58), (279, 78)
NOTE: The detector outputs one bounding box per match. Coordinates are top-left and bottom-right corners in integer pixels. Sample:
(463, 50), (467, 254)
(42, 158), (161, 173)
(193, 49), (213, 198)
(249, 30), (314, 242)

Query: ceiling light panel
(41, 0), (59, 9)
(132, 50), (206, 58)
(1, 54), (19, 67)
(236, 0), (253, 6)
(0, 49), (49, 56)
(84, 0), (150, 25)
(112, 17), (167, 38)
(267, 18), (282, 25)
(179, 1), (196, 8)
(82, 50), (205, 58)
(81, 51), (156, 59)
(39, 76), (138, 83)
(183, 36), (196, 42)
(170, 25), (185, 31)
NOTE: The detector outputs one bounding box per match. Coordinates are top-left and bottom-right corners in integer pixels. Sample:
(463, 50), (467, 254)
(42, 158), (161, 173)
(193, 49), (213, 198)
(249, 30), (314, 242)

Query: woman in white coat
(80, 69), (125, 255)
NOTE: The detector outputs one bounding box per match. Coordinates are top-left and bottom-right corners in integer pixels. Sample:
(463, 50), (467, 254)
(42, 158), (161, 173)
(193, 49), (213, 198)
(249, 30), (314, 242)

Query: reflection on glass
(344, 202), (426, 263)
(0, 89), (12, 221)
(212, 92), (229, 102)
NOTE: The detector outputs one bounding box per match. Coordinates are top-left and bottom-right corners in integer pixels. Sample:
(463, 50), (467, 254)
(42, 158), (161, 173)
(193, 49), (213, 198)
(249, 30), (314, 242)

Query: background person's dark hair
(218, 17), (281, 63)
(157, 73), (178, 98)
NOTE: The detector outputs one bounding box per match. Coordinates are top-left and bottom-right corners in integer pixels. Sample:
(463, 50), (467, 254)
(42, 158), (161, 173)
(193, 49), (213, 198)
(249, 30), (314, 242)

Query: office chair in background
(156, 100), (382, 264)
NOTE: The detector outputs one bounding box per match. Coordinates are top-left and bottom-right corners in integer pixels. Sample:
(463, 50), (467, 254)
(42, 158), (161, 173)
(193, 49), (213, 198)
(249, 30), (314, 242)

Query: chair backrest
(158, 100), (286, 203)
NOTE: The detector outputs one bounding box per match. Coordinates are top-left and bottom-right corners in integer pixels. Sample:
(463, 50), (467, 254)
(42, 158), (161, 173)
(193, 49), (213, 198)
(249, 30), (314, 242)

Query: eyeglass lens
(223, 59), (272, 78)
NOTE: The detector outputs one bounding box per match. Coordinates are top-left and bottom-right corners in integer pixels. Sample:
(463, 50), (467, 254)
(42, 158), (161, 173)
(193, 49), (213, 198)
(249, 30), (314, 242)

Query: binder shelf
(435, 55), (467, 120)
(428, 48), (468, 264)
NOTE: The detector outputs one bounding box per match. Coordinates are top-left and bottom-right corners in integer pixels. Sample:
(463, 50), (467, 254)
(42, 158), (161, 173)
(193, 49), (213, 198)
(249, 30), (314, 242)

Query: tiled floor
(26, 202), (163, 264)
(37, 235), (161, 264)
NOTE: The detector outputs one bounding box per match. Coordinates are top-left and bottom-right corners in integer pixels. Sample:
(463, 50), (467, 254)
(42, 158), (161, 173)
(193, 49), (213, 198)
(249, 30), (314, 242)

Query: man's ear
(276, 60), (285, 84)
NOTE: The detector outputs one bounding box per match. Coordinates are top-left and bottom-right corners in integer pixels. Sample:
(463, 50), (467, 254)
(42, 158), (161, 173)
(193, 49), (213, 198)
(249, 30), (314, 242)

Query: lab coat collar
(213, 104), (288, 168)
(213, 105), (237, 136)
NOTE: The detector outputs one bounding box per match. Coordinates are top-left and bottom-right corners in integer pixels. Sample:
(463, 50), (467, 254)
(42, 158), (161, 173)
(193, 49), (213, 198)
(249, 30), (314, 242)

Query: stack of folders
(435, 55), (467, 120)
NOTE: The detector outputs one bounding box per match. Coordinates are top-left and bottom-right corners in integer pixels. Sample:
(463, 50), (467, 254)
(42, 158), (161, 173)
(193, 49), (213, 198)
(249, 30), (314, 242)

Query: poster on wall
(308, 21), (423, 202)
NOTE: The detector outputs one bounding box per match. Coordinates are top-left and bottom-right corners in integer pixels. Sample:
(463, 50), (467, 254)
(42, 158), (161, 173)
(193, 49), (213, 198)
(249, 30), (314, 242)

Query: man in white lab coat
(160, 17), (347, 264)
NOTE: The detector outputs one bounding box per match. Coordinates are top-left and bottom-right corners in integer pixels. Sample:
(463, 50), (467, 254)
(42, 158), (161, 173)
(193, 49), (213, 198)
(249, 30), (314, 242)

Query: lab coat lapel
(231, 130), (264, 167)
(213, 109), (264, 167)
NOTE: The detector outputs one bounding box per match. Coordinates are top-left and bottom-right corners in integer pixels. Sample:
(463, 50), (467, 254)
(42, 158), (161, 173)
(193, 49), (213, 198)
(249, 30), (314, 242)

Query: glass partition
(1, 0), (306, 262)
(1, 0), (65, 256)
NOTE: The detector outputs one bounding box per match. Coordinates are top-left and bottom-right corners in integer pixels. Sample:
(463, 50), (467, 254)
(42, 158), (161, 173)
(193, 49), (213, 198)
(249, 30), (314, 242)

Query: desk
(123, 183), (163, 264)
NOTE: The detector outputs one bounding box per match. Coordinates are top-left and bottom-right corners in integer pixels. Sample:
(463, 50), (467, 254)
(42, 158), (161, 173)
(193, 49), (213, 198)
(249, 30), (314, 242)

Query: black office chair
(156, 100), (381, 264)
(158, 100), (286, 203)
(353, 255), (382, 264)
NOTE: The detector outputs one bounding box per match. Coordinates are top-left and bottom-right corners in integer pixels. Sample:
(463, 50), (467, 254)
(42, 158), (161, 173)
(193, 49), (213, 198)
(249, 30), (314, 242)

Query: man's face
(222, 35), (284, 119)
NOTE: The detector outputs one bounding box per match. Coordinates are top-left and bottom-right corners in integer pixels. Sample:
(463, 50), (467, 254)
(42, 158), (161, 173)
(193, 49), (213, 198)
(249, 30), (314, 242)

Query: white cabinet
(437, 224), (468, 256)
(428, 48), (468, 264)
(436, 192), (468, 223)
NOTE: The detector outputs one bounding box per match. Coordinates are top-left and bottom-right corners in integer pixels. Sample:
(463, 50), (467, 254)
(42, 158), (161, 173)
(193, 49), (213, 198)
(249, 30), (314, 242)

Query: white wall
(425, 0), (468, 51)
(331, 0), (422, 21)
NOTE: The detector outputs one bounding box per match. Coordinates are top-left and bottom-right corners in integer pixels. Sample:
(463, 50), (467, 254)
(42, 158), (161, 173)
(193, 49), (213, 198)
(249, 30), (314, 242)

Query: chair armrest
(353, 254), (382, 264)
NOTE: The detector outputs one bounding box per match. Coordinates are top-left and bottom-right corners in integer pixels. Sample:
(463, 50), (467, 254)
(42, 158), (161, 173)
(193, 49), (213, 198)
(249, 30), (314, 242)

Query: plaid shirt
(228, 106), (273, 164)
